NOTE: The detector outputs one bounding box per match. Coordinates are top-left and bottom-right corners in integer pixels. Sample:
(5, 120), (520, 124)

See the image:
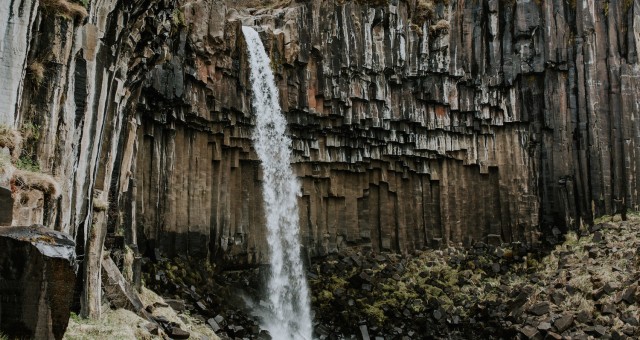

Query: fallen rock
(520, 325), (542, 339)
(545, 331), (562, 339)
(553, 314), (574, 333)
(620, 286), (636, 304)
(207, 318), (221, 332)
(603, 282), (619, 294)
(144, 322), (160, 335)
(165, 299), (186, 311)
(585, 325), (608, 337)
(601, 303), (616, 315)
(528, 302), (550, 316)
(102, 255), (149, 319)
(214, 314), (226, 327)
(575, 311), (591, 324)
(592, 231), (603, 243)
(0, 225), (76, 340)
(168, 326), (190, 339)
(537, 322), (552, 331)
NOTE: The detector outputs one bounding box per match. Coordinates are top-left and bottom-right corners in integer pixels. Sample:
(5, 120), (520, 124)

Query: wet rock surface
(0, 225), (76, 340)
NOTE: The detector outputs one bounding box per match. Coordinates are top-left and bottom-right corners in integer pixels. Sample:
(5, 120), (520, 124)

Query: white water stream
(242, 26), (313, 340)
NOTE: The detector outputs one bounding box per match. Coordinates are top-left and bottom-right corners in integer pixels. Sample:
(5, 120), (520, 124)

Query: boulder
(0, 225), (76, 340)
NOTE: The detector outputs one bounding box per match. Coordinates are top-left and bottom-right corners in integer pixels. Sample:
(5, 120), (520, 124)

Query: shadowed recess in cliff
(242, 26), (313, 340)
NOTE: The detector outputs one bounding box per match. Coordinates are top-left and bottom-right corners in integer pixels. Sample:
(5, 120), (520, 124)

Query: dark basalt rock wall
(0, 0), (639, 267)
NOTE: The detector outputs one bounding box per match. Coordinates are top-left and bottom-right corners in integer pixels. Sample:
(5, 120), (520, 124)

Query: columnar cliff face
(1, 0), (639, 268)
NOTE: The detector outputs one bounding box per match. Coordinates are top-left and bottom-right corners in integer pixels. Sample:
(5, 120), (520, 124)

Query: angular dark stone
(592, 231), (603, 242)
(351, 255), (362, 267)
(153, 315), (170, 324)
(594, 325), (607, 336)
(592, 288), (606, 300)
(165, 299), (185, 311)
(551, 291), (565, 304)
(196, 300), (207, 312)
(491, 263), (501, 273)
(359, 324), (371, 340)
(601, 303), (617, 315)
(521, 325), (542, 339)
(620, 286), (636, 304)
(537, 322), (552, 331)
(0, 225), (76, 340)
(545, 331), (563, 340)
(102, 257), (147, 317)
(622, 325), (636, 336)
(153, 301), (169, 308)
(622, 315), (639, 326)
(585, 325), (608, 337)
(207, 318), (221, 332)
(603, 282), (618, 294)
(359, 271), (371, 282)
(553, 314), (574, 333)
(168, 326), (190, 339)
(232, 324), (245, 335)
(214, 314), (225, 326)
(528, 302), (550, 316)
(611, 330), (626, 340)
(144, 322), (159, 335)
(575, 311), (591, 324)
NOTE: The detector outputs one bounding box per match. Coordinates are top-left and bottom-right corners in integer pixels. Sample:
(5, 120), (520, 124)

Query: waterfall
(241, 26), (313, 340)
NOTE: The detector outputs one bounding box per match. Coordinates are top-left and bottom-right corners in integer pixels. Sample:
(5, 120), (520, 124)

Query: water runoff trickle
(241, 26), (313, 340)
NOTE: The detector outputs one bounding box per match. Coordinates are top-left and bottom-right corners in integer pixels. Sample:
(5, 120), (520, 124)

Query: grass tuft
(13, 169), (61, 198)
(40, 0), (88, 21)
(93, 198), (109, 212)
(430, 19), (450, 34)
(28, 61), (46, 88)
(0, 124), (23, 160)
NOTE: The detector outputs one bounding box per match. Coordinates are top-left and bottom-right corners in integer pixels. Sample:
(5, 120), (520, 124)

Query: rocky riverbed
(139, 214), (640, 339)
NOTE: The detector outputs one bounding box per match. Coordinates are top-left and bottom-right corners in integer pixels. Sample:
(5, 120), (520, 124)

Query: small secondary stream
(241, 26), (313, 340)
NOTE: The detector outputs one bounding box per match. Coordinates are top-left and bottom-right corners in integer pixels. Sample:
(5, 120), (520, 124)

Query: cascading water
(241, 26), (313, 340)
